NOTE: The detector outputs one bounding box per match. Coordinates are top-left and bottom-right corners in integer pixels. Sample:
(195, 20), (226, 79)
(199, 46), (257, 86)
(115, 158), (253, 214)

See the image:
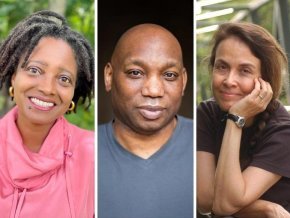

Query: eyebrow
(126, 58), (181, 68)
(27, 60), (76, 76)
(215, 58), (257, 69)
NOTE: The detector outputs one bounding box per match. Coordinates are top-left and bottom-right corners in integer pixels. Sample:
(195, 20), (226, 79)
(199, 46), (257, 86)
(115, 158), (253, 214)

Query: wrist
(225, 113), (245, 128)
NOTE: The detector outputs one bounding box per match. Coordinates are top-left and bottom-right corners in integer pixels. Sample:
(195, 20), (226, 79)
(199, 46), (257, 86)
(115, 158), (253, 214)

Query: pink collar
(2, 106), (67, 190)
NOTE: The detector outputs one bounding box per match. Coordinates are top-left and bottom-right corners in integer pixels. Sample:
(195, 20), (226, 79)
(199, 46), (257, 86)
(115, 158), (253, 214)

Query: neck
(113, 117), (177, 159)
(16, 117), (55, 153)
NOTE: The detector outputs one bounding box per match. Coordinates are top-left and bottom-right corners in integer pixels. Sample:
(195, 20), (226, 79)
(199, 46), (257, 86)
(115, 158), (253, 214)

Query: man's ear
(104, 63), (113, 92)
(181, 67), (188, 96)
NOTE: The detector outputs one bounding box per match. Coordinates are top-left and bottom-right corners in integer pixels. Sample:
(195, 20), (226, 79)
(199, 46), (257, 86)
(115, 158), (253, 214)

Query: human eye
(240, 67), (253, 76)
(214, 63), (227, 71)
(164, 71), (178, 81)
(127, 69), (143, 79)
(59, 75), (73, 86)
(27, 66), (41, 75)
(242, 68), (251, 73)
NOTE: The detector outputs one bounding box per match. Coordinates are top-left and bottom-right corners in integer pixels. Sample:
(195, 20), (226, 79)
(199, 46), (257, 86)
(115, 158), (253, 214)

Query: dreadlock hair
(209, 22), (288, 164)
(0, 10), (94, 112)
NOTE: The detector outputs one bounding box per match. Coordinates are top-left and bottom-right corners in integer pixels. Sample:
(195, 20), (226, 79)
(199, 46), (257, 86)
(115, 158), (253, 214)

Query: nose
(38, 76), (56, 95)
(141, 75), (164, 98)
(223, 71), (238, 87)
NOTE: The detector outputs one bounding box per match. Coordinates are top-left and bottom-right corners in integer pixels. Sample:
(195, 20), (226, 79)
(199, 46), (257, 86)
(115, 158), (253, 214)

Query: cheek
(240, 79), (255, 94)
(115, 80), (142, 98)
(59, 88), (75, 104)
(211, 74), (223, 91)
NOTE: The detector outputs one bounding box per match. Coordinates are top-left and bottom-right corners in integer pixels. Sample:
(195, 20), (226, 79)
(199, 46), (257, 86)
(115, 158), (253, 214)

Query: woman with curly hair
(0, 10), (94, 218)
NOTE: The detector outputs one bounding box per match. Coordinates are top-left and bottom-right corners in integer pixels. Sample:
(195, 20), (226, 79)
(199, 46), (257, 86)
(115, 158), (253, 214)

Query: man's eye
(164, 71), (178, 80)
(127, 70), (143, 78)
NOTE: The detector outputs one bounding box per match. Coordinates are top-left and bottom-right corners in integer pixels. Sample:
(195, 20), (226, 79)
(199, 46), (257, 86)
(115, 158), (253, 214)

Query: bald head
(104, 23), (187, 135)
(111, 23), (184, 67)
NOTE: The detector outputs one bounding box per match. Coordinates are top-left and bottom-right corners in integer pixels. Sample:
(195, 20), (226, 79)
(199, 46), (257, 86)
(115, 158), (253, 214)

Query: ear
(11, 73), (16, 87)
(104, 63), (114, 92)
(181, 67), (188, 96)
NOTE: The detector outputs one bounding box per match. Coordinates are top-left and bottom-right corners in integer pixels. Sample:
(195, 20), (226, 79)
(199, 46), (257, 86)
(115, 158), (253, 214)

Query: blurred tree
(0, 0), (95, 130)
(196, 0), (290, 106)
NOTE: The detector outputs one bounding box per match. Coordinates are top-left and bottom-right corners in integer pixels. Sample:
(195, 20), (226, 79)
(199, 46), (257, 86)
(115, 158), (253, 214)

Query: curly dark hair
(0, 10), (94, 112)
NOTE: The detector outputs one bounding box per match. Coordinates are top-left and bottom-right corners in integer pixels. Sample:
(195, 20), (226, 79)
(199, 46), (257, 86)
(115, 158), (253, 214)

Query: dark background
(98, 0), (193, 123)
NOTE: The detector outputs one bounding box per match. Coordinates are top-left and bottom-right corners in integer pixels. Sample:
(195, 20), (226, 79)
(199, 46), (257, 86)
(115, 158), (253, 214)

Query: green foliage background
(0, 0), (95, 130)
(197, 0), (290, 106)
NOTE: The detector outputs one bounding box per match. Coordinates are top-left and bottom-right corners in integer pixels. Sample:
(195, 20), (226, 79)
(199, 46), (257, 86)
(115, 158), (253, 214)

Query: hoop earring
(68, 101), (75, 112)
(9, 86), (14, 101)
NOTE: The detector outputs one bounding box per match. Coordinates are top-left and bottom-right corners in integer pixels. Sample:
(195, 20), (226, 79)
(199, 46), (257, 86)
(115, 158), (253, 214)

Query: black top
(197, 99), (290, 211)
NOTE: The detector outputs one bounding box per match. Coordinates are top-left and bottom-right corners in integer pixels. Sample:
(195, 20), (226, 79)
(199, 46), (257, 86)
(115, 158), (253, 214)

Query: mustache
(140, 98), (161, 106)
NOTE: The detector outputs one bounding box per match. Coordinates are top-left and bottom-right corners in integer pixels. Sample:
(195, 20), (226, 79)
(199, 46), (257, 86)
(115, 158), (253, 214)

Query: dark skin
(104, 24), (187, 159)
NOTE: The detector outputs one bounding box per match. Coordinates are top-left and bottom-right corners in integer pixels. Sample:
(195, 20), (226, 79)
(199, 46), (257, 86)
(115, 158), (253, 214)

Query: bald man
(98, 24), (193, 218)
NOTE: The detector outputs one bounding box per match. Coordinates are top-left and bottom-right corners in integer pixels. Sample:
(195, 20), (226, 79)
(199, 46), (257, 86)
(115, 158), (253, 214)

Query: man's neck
(113, 118), (177, 159)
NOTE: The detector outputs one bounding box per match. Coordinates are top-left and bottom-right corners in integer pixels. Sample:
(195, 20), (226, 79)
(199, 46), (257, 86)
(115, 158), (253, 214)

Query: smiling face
(212, 36), (261, 111)
(105, 25), (187, 134)
(11, 37), (77, 128)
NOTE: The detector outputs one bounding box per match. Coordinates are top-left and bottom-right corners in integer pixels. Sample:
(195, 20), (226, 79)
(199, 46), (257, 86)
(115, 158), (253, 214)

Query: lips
(29, 97), (55, 111)
(219, 90), (241, 100)
(138, 106), (165, 120)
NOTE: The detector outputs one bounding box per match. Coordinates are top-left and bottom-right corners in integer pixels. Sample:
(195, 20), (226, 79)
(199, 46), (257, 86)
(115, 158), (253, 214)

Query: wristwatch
(226, 113), (245, 128)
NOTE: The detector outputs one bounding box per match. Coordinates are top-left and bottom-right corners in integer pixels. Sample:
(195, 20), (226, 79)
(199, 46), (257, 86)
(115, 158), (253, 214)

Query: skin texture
(197, 36), (289, 217)
(105, 24), (187, 159)
(11, 37), (77, 152)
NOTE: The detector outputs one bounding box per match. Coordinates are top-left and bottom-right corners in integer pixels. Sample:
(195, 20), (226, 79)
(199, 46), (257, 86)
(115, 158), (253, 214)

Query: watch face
(227, 113), (245, 128)
(237, 117), (245, 128)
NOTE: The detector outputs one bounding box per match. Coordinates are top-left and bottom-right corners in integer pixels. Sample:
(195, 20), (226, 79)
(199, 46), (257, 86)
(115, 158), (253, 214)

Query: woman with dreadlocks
(0, 10), (94, 217)
(197, 22), (290, 217)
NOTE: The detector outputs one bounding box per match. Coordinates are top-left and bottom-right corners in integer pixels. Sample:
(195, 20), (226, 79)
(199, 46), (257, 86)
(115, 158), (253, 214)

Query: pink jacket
(0, 107), (94, 218)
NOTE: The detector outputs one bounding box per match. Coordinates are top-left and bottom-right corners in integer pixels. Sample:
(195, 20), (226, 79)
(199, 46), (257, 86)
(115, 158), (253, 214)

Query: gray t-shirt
(98, 116), (193, 218)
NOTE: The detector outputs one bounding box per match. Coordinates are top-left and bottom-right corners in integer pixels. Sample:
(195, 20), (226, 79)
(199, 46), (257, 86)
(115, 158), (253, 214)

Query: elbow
(197, 191), (214, 214)
(197, 199), (213, 214)
(212, 199), (242, 216)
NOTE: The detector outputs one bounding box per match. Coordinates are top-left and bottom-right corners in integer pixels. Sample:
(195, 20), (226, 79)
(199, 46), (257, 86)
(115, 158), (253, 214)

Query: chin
(134, 122), (164, 135)
(218, 102), (232, 112)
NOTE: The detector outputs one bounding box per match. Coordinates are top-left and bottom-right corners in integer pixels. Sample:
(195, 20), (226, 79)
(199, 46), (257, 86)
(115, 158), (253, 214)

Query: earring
(68, 101), (75, 112)
(9, 86), (14, 101)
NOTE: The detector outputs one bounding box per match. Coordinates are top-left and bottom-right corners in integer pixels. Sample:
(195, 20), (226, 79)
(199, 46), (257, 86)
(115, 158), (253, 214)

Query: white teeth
(31, 97), (54, 108)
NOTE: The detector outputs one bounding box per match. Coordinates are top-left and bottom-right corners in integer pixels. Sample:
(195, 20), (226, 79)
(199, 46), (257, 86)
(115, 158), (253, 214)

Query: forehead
(215, 36), (260, 64)
(22, 37), (77, 73)
(114, 31), (183, 68)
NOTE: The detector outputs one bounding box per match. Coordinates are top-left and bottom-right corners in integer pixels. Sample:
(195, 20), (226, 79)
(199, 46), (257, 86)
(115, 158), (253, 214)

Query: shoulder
(98, 121), (113, 140)
(197, 98), (219, 114)
(68, 122), (94, 141)
(177, 115), (193, 129)
(197, 98), (223, 125)
(66, 121), (94, 155)
(269, 102), (290, 124)
(98, 121), (111, 132)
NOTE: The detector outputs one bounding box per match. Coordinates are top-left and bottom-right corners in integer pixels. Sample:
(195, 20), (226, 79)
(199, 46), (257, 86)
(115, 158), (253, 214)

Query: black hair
(0, 10), (94, 112)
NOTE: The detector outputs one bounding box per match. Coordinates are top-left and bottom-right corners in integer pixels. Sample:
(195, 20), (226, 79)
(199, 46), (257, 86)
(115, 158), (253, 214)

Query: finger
(251, 78), (261, 99)
(264, 82), (273, 102)
(258, 78), (268, 101)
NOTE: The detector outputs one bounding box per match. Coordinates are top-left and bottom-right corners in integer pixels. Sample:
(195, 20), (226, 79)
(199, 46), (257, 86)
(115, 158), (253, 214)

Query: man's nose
(141, 75), (164, 97)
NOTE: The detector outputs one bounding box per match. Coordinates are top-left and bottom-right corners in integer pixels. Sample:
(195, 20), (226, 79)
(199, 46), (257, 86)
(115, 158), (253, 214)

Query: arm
(234, 199), (290, 218)
(197, 151), (216, 214)
(212, 79), (281, 215)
